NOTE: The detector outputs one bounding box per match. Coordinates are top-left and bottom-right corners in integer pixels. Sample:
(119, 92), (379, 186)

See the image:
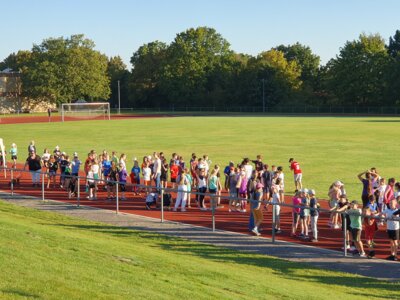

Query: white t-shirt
(91, 164), (100, 175)
(378, 184), (387, 204)
(42, 153), (50, 162)
(244, 164), (253, 179)
(153, 158), (161, 175)
(278, 173), (284, 189)
(143, 167), (151, 181)
(383, 208), (400, 230)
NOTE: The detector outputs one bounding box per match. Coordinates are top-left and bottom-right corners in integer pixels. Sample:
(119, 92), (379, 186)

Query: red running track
(0, 168), (394, 260)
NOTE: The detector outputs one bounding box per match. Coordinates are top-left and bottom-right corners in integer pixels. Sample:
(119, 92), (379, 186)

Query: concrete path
(1, 192), (399, 282)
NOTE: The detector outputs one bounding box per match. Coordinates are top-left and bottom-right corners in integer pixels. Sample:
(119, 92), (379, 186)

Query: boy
(289, 158), (302, 191)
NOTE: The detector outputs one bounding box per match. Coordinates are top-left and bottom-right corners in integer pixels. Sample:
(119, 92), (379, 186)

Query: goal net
(61, 102), (110, 122)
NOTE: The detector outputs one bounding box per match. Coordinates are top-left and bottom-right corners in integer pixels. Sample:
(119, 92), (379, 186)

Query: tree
(160, 27), (233, 106)
(387, 30), (400, 58)
(130, 41), (168, 106)
(22, 34), (110, 104)
(275, 42), (320, 83)
(107, 56), (129, 108)
(326, 33), (390, 105)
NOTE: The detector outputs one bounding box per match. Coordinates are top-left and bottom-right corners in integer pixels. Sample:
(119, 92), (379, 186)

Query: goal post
(61, 102), (110, 122)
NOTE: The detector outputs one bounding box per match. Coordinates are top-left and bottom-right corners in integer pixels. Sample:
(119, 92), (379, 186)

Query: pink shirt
(292, 196), (302, 213)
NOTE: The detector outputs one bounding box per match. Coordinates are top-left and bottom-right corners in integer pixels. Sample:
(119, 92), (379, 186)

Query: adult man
(289, 158), (302, 191)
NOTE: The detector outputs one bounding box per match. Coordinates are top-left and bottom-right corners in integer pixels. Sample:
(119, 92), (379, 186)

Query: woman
(24, 151), (42, 187)
(251, 182), (264, 236)
(196, 169), (208, 210)
(174, 172), (188, 212)
(160, 158), (169, 189)
(357, 170), (373, 207)
(328, 181), (342, 229)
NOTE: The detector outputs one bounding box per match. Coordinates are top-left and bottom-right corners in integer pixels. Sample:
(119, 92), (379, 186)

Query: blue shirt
(102, 160), (111, 176)
(367, 202), (378, 213)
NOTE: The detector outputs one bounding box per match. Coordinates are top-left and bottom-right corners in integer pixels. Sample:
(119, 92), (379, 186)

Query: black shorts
(351, 228), (361, 242)
(171, 178), (176, 183)
(160, 174), (167, 181)
(11, 155), (17, 160)
(209, 188), (217, 194)
(89, 183), (95, 189)
(341, 216), (351, 232)
(387, 229), (399, 241)
(120, 184), (126, 192)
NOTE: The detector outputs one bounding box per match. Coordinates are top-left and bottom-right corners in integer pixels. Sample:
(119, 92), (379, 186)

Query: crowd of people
(1, 140), (400, 261)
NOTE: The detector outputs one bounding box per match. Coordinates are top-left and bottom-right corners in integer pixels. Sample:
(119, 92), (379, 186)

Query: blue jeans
(154, 173), (161, 191)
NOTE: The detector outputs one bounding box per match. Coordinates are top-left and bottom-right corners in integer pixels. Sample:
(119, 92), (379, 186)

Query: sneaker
(394, 256), (399, 261)
(252, 228), (259, 235)
(386, 255), (395, 261)
(333, 224), (340, 229)
(241, 209), (247, 213)
(200, 207), (207, 211)
(275, 229), (282, 234)
(172, 208), (177, 212)
(311, 239), (318, 242)
(181, 209), (186, 212)
(145, 204), (151, 210)
(298, 233), (304, 238)
(359, 252), (367, 258)
(349, 246), (356, 251)
(341, 245), (351, 250)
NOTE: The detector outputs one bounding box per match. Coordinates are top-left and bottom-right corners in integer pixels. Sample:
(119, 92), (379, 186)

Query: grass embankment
(0, 200), (398, 299)
(0, 116), (398, 197)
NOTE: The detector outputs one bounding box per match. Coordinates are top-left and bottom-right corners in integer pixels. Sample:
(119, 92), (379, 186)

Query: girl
(47, 155), (58, 189)
(208, 169), (219, 210)
(328, 181), (342, 228)
(291, 191), (302, 237)
(130, 159), (141, 195)
(86, 166), (96, 200)
(272, 179), (282, 233)
(119, 153), (127, 171)
(118, 162), (128, 200)
(228, 168), (239, 212)
(196, 169), (208, 210)
(383, 178), (396, 210)
(107, 161), (119, 200)
(364, 207), (378, 258)
(251, 183), (264, 236)
(276, 166), (285, 203)
(299, 189), (310, 239)
(184, 168), (193, 208)
(376, 177), (387, 212)
(237, 169), (248, 213)
(348, 201), (366, 257)
(160, 158), (169, 189)
(142, 162), (152, 194)
(9, 143), (17, 169)
(174, 172), (188, 212)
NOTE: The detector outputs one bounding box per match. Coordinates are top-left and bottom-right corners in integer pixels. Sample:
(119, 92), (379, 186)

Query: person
(357, 170), (373, 207)
(118, 162), (128, 200)
(309, 189), (319, 242)
(289, 158), (302, 191)
(46, 155), (58, 189)
(223, 162), (233, 191)
(41, 148), (50, 164)
(228, 167), (239, 212)
(208, 168), (219, 210)
(376, 178), (387, 212)
(24, 151), (42, 187)
(251, 182), (264, 236)
(251, 155), (264, 172)
(184, 167), (193, 208)
(27, 140), (36, 155)
(347, 200), (366, 257)
(299, 189), (310, 240)
(335, 194), (354, 251)
(261, 164), (273, 201)
(160, 158), (169, 189)
(247, 170), (258, 231)
(328, 181), (342, 229)
(196, 169), (208, 211)
(142, 162), (152, 194)
(102, 154), (112, 190)
(152, 152), (162, 192)
(71, 153), (81, 176)
(276, 166), (285, 203)
(86, 166), (96, 200)
(47, 107), (51, 121)
(130, 158), (141, 195)
(271, 179), (282, 234)
(111, 151), (119, 165)
(291, 191), (302, 237)
(382, 199), (400, 261)
(119, 153), (127, 171)
(242, 158), (253, 180)
(106, 161), (119, 200)
(237, 169), (248, 212)
(145, 191), (158, 210)
(170, 161), (179, 189)
(9, 143), (17, 169)
(384, 178), (396, 210)
(174, 174), (188, 212)
(59, 153), (69, 188)
(364, 207), (378, 258)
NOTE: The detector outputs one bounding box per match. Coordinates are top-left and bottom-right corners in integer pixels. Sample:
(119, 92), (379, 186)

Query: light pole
(117, 80), (121, 115)
(262, 78), (265, 113)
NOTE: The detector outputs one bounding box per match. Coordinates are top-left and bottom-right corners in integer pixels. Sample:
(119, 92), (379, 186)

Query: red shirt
(290, 161), (302, 174)
(170, 164), (179, 179)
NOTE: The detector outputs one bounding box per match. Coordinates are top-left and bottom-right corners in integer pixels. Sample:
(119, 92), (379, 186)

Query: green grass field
(0, 200), (399, 300)
(1, 116), (398, 198)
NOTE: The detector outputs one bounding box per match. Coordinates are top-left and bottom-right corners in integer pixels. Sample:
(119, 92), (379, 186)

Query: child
(309, 189), (319, 242)
(47, 155), (58, 189)
(130, 159), (141, 195)
(382, 199), (400, 261)
(299, 189), (310, 239)
(145, 191), (158, 210)
(328, 181), (342, 229)
(237, 169), (248, 212)
(347, 200), (366, 257)
(184, 168), (193, 208)
(174, 174), (188, 212)
(271, 179), (282, 234)
(86, 167), (96, 200)
(251, 182), (264, 236)
(291, 191), (301, 237)
(376, 178), (387, 212)
(142, 162), (152, 194)
(118, 162), (128, 200)
(107, 162), (119, 200)
(9, 143), (17, 169)
(364, 207), (378, 258)
(228, 168), (239, 212)
(170, 162), (179, 189)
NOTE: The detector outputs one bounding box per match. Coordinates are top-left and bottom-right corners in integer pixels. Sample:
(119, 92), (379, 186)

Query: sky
(2, 0), (399, 68)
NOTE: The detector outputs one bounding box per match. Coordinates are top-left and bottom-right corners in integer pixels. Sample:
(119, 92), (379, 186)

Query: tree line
(1, 28), (400, 110)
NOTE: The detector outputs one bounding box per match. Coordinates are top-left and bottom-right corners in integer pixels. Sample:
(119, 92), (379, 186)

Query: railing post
(10, 168), (14, 196)
(77, 176), (80, 207)
(116, 182), (119, 214)
(343, 212), (347, 257)
(272, 203), (276, 243)
(211, 195), (216, 232)
(161, 187), (164, 223)
(41, 172), (45, 201)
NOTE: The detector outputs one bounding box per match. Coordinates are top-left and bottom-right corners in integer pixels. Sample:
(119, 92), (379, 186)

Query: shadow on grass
(52, 222), (400, 297)
(1, 289), (40, 299)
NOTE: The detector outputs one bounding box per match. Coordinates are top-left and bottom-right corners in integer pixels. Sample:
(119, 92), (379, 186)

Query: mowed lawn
(0, 200), (398, 300)
(0, 116), (398, 197)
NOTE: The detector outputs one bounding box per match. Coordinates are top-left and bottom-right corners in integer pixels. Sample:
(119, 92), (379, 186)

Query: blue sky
(2, 0), (399, 68)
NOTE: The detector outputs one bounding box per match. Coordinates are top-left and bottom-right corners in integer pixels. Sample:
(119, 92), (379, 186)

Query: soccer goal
(61, 102), (111, 122)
